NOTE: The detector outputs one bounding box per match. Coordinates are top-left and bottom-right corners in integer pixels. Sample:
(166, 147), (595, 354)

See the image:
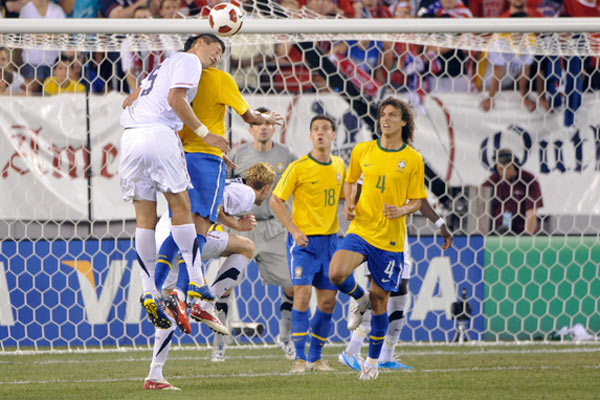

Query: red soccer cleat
(164, 291), (191, 334)
(144, 379), (180, 390)
(190, 302), (230, 335)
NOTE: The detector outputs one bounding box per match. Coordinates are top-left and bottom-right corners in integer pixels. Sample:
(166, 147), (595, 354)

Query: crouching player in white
(338, 198), (452, 371)
(143, 162), (276, 390)
(119, 33), (229, 330)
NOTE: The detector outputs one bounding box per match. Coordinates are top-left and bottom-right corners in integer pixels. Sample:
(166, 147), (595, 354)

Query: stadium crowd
(1, 0), (599, 103)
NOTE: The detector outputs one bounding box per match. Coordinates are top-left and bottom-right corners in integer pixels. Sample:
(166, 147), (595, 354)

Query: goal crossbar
(1, 17), (600, 34)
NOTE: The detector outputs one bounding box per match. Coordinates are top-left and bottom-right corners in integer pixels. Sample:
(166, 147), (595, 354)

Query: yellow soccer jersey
(273, 154), (346, 236)
(347, 139), (427, 252)
(178, 68), (250, 156)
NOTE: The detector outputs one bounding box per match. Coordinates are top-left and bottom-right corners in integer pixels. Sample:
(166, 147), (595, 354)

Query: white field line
(2, 340), (599, 356)
(2, 364), (600, 386)
(0, 346), (599, 366)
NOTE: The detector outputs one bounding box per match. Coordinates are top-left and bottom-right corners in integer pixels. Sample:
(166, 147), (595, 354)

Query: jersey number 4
(140, 65), (162, 97)
(376, 175), (386, 193)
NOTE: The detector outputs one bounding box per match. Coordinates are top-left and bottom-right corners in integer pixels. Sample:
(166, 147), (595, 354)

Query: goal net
(1, 8), (599, 351)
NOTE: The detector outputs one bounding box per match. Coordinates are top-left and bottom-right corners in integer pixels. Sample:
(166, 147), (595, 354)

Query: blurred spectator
(19, 0), (66, 94)
(353, 0), (392, 17)
(417, 0), (473, 17)
(158, 0), (182, 17)
(0, 46), (26, 95)
(62, 51), (84, 83)
(559, 0), (600, 128)
(180, 0), (220, 17)
(384, 1), (425, 104)
(273, 0), (331, 92)
(100, 0), (149, 93)
(418, 0), (472, 93)
(332, 39), (386, 89)
(468, 0), (508, 17)
(100, 0), (148, 17)
(67, 0), (99, 17)
(480, 0), (538, 112)
(482, 148), (543, 235)
(305, 0), (337, 16)
(120, 6), (176, 92)
(4, 0), (69, 17)
(42, 59), (85, 95)
(280, 0), (302, 10)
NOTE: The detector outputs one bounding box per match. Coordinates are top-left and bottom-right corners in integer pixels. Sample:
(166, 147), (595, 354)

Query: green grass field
(1, 343), (599, 400)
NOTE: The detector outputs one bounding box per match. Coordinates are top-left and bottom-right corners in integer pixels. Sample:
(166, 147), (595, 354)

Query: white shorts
(162, 229), (229, 290)
(119, 125), (192, 202)
(364, 236), (412, 280)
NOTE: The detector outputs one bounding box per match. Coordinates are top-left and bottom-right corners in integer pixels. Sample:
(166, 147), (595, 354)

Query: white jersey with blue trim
(120, 52), (202, 131)
(155, 179), (255, 250)
(223, 179), (255, 217)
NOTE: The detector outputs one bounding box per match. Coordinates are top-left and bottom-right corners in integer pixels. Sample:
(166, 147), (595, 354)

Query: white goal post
(0, 16), (599, 352)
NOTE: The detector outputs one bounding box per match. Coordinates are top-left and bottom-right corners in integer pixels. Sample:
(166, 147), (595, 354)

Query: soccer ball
(208, 3), (244, 37)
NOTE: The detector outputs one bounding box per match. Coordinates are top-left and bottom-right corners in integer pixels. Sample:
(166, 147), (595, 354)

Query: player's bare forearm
(383, 198), (422, 219)
(343, 182), (357, 220)
(217, 209), (240, 230)
(419, 200), (452, 249)
(122, 86), (141, 109)
(168, 88), (202, 130)
(269, 194), (308, 246)
(525, 208), (538, 235)
(242, 109), (284, 126)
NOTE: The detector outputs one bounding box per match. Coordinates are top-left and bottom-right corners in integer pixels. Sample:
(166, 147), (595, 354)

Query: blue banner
(0, 236), (484, 348)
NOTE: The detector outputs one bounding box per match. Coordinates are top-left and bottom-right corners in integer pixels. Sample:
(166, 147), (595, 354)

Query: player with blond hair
(145, 162), (276, 390)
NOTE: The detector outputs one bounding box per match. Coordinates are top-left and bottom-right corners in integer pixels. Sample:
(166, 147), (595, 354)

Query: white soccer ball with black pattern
(208, 3), (244, 37)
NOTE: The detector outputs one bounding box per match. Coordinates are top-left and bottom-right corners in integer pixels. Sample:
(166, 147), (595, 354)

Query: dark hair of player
(309, 114), (336, 131)
(183, 34), (226, 53)
(377, 97), (415, 144)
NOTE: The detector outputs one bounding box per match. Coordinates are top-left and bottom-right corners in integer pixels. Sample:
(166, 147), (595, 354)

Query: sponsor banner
(484, 236), (600, 340)
(0, 237), (483, 347)
(412, 92), (600, 215)
(1, 92), (598, 219)
(403, 236), (485, 342)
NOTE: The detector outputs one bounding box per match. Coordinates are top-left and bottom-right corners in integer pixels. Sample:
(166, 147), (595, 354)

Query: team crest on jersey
(336, 173), (341, 182)
(294, 266), (303, 278)
(276, 161), (284, 172)
(397, 160), (407, 171)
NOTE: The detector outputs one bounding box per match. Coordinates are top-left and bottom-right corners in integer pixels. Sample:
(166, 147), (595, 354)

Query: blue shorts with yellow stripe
(338, 233), (404, 292)
(287, 233), (338, 290)
(186, 152), (225, 223)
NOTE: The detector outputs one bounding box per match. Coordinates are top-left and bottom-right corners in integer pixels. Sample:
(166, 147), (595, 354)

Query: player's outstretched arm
(269, 194), (308, 247)
(420, 200), (453, 250)
(242, 109), (285, 126)
(168, 87), (229, 153)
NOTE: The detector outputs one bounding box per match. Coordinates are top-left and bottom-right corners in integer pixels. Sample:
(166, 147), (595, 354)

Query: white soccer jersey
(120, 52), (201, 131)
(155, 179), (255, 251)
(223, 179), (256, 217)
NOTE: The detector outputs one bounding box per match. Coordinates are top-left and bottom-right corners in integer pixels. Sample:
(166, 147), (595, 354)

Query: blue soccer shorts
(185, 152), (226, 223)
(287, 233), (338, 290)
(338, 233), (404, 292)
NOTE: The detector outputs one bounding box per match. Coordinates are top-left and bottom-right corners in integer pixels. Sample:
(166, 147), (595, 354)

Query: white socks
(148, 324), (176, 381)
(211, 254), (251, 298)
(171, 224), (204, 284)
(135, 228), (157, 294)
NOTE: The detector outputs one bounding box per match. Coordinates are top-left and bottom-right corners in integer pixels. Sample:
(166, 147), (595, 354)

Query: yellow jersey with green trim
(347, 139), (427, 252)
(178, 68), (250, 156)
(273, 153), (346, 236)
